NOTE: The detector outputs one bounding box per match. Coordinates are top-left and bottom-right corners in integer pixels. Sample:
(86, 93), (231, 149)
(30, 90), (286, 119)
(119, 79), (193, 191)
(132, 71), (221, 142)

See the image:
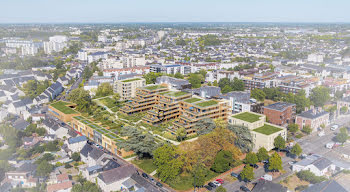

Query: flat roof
(253, 124), (283, 135)
(196, 100), (218, 108)
(160, 91), (189, 98)
(121, 78), (142, 83)
(232, 112), (261, 123)
(143, 85), (167, 91)
(50, 101), (78, 115)
(183, 98), (202, 103)
(264, 102), (295, 111)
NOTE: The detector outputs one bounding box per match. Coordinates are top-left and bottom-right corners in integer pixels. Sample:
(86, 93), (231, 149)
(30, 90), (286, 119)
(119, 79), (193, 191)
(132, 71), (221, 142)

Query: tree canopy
(290, 143), (302, 157)
(310, 86), (331, 107)
(227, 124), (253, 153)
(188, 73), (204, 88)
(67, 88), (92, 113)
(273, 135), (285, 150)
(257, 147), (269, 162)
(95, 82), (114, 97)
(251, 88), (266, 101)
(240, 165), (254, 182)
(195, 118), (216, 136)
(211, 150), (233, 173)
(245, 152), (258, 165)
(218, 77), (245, 94)
(268, 152), (283, 172)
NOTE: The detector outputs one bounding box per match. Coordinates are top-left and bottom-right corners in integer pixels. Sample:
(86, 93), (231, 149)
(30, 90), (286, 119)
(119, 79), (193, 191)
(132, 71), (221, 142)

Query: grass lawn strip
(232, 112), (261, 123)
(132, 159), (157, 174)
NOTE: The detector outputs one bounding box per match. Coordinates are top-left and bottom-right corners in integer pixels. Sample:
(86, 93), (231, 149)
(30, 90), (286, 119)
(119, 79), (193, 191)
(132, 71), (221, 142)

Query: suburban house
(87, 147), (111, 167)
(263, 102), (296, 127)
(5, 162), (38, 188)
(46, 181), (73, 192)
(292, 154), (335, 177)
(66, 136), (87, 154)
(11, 118), (30, 131)
(80, 144), (94, 163)
(96, 164), (136, 192)
(229, 112), (287, 151)
(302, 179), (348, 192)
(42, 119), (69, 139)
(252, 179), (287, 192)
(296, 107), (329, 132)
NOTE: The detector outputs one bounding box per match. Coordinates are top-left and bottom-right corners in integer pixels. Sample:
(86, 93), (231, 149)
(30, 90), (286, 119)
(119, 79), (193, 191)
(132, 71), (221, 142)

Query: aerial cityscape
(0, 1), (350, 192)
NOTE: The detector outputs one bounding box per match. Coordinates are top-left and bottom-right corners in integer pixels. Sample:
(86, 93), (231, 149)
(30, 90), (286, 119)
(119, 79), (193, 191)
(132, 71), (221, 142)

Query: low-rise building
(97, 164), (136, 192)
(114, 78), (146, 100)
(292, 154), (335, 177)
(229, 112), (287, 151)
(48, 101), (80, 123)
(296, 107), (329, 132)
(263, 102), (296, 127)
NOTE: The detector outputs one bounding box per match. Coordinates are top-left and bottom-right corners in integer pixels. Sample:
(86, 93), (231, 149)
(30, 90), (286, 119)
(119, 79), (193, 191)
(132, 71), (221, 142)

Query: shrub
(296, 170), (327, 184)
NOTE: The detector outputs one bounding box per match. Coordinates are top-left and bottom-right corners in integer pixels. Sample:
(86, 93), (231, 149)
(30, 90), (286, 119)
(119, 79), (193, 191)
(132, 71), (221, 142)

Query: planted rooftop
(143, 85), (167, 91)
(122, 78), (142, 83)
(184, 98), (202, 103)
(50, 101), (78, 114)
(161, 91), (189, 97)
(196, 100), (218, 107)
(232, 112), (261, 123)
(253, 124), (282, 135)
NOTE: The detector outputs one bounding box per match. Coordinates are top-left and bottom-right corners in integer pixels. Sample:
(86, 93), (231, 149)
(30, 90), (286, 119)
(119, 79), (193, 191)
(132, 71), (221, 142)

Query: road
(223, 114), (350, 191)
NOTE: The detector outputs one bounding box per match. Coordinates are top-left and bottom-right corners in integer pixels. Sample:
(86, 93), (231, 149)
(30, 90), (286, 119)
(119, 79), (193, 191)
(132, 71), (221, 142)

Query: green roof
(50, 101), (78, 114)
(184, 98), (202, 103)
(160, 91), (189, 97)
(122, 78), (142, 83)
(73, 116), (85, 120)
(143, 85), (167, 91)
(232, 112), (261, 123)
(196, 100), (218, 108)
(253, 124), (283, 135)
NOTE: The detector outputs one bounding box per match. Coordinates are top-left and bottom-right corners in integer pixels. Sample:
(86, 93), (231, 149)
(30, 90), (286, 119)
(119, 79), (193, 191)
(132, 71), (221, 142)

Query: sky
(0, 0), (349, 23)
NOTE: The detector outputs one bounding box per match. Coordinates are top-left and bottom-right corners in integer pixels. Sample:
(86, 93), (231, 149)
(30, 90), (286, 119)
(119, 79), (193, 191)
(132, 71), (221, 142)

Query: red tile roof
(47, 181), (72, 192)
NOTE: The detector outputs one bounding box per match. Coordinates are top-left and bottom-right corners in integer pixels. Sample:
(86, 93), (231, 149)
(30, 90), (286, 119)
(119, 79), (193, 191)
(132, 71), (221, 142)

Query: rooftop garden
(183, 98), (202, 103)
(196, 100), (218, 108)
(253, 124), (283, 135)
(122, 78), (142, 83)
(50, 101), (78, 114)
(143, 85), (167, 91)
(232, 112), (261, 123)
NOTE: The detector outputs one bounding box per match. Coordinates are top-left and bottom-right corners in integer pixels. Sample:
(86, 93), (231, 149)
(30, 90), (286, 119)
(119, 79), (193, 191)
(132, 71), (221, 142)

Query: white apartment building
(114, 78), (146, 100)
(44, 35), (68, 54)
(122, 55), (146, 68)
(308, 53), (324, 63)
(78, 50), (88, 61)
(21, 46), (38, 56)
(101, 58), (123, 69)
(87, 52), (108, 63)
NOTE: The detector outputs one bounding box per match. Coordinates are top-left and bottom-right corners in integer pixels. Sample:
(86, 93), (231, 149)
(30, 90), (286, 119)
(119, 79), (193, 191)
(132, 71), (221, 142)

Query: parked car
(208, 182), (216, 188)
(205, 185), (213, 191)
(262, 160), (269, 164)
(318, 131), (325, 137)
(288, 161), (297, 165)
(231, 172), (239, 178)
(216, 179), (224, 184)
(260, 174), (273, 181)
(213, 181), (221, 187)
(142, 173), (148, 179)
(250, 164), (259, 169)
(326, 142), (335, 149)
(156, 182), (163, 187)
(149, 177), (155, 182)
(240, 186), (251, 192)
(331, 124), (339, 131)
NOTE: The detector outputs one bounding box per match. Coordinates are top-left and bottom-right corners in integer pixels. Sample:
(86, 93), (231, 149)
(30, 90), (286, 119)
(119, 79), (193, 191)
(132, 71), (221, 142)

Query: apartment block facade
(263, 102), (296, 127)
(229, 112), (287, 151)
(114, 78), (146, 100)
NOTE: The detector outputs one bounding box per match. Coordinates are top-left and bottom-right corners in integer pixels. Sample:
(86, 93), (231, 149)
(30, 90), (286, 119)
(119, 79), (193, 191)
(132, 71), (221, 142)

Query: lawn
(253, 124), (282, 135)
(99, 97), (117, 109)
(196, 100), (218, 107)
(117, 112), (145, 123)
(132, 158), (157, 174)
(50, 101), (78, 114)
(184, 98), (202, 103)
(232, 112), (261, 123)
(122, 78), (142, 83)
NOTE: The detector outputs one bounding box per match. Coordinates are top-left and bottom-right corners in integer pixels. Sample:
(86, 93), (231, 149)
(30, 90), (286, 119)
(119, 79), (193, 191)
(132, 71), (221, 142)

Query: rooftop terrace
(232, 112), (261, 123)
(196, 100), (218, 108)
(184, 98), (202, 103)
(121, 78), (142, 83)
(143, 85), (167, 91)
(50, 101), (78, 115)
(253, 124), (282, 135)
(160, 91), (189, 98)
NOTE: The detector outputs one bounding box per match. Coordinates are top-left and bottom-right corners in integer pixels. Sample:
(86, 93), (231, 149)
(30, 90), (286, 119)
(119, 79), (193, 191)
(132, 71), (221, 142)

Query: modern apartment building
(114, 78), (146, 100)
(119, 84), (168, 115)
(173, 98), (231, 134)
(143, 91), (192, 125)
(263, 102), (296, 127)
(242, 72), (278, 90)
(229, 112), (287, 151)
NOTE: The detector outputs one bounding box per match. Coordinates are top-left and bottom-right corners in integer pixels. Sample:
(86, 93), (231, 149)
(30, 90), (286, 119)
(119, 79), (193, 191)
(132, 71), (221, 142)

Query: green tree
(257, 147), (269, 162)
(232, 78), (245, 91)
(245, 152), (258, 165)
(310, 86), (331, 107)
(288, 123), (299, 133)
(71, 152), (81, 161)
(72, 181), (101, 192)
(211, 150), (233, 173)
(176, 127), (187, 141)
(192, 163), (208, 188)
(95, 82), (113, 97)
(213, 80), (218, 87)
(216, 186), (227, 192)
(195, 118), (216, 136)
(222, 85), (233, 94)
(336, 128), (348, 144)
(341, 106), (348, 114)
(36, 160), (54, 177)
(273, 135), (286, 150)
(188, 73), (203, 88)
(143, 72), (163, 84)
(290, 143), (302, 157)
(67, 88), (92, 113)
(251, 88), (266, 101)
(227, 124), (253, 153)
(119, 126), (157, 158)
(302, 125), (312, 135)
(174, 72), (184, 79)
(198, 69), (207, 78)
(268, 152), (283, 172)
(240, 165), (254, 182)
(153, 144), (183, 182)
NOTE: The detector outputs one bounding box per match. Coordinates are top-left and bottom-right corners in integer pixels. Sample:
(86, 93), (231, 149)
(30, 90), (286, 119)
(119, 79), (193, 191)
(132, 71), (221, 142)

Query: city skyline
(0, 0), (349, 23)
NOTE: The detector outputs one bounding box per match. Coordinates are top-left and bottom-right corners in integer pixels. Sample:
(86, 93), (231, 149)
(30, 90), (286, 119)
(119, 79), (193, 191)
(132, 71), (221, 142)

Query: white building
(87, 52), (108, 63)
(122, 55), (146, 68)
(308, 54), (324, 63)
(78, 50), (88, 61)
(44, 35), (68, 54)
(292, 154), (335, 177)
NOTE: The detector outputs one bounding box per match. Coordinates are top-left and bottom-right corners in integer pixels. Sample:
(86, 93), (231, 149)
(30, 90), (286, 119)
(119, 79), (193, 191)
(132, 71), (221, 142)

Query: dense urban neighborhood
(1, 23), (350, 192)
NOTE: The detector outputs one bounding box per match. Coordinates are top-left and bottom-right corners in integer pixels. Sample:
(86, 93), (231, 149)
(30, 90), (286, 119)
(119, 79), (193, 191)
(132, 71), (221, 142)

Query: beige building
(114, 78), (146, 100)
(228, 112), (287, 151)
